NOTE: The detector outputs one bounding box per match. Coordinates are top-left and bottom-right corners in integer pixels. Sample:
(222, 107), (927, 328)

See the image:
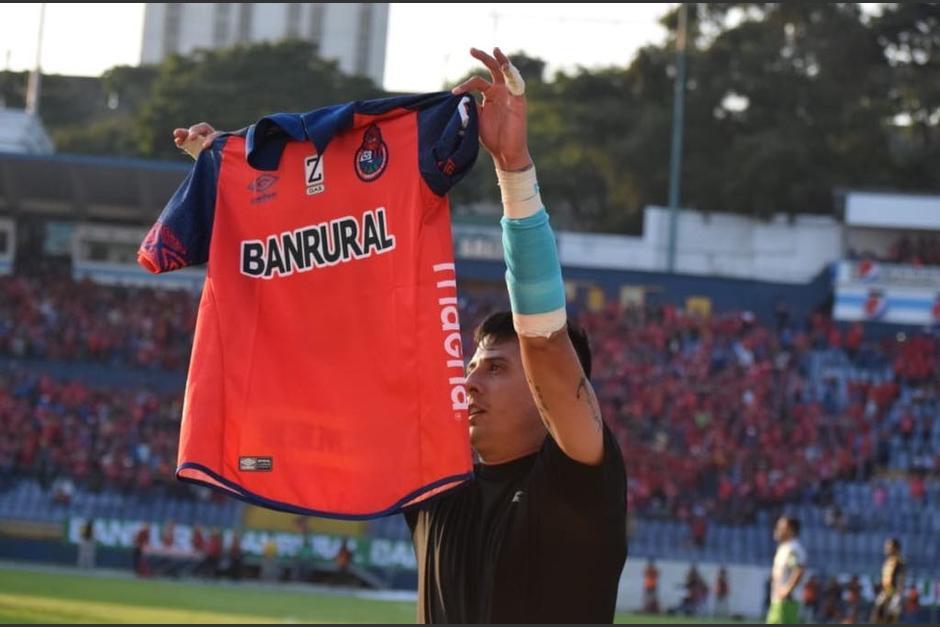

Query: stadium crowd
(1, 274), (938, 527)
(886, 235), (940, 267)
(0, 369), (186, 498)
(582, 303), (938, 527)
(848, 234), (940, 268)
(0, 273), (197, 370)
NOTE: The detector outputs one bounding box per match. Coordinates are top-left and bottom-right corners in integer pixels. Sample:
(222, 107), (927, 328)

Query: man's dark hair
(473, 310), (592, 378)
(887, 537), (901, 552)
(780, 515), (801, 537)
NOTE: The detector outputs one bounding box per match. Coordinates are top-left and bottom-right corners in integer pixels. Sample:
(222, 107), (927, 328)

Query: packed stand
(0, 273), (197, 370)
(0, 368), (189, 498)
(1, 273), (939, 522)
(575, 304), (940, 528)
(848, 234), (940, 267)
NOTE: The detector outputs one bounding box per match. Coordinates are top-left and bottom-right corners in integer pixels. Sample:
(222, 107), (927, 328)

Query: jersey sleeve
(417, 94), (479, 196)
(137, 138), (226, 273)
(790, 543), (807, 568)
(538, 424), (626, 513)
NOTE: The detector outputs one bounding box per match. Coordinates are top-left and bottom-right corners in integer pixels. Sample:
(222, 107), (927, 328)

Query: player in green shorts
(767, 516), (806, 624)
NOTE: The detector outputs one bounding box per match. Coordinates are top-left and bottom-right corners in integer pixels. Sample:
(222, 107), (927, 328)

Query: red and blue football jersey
(138, 93), (478, 518)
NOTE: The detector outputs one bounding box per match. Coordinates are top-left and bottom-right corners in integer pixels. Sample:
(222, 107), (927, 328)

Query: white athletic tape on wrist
(513, 309), (567, 338)
(457, 96), (471, 129)
(501, 62), (526, 96)
(496, 165), (542, 220)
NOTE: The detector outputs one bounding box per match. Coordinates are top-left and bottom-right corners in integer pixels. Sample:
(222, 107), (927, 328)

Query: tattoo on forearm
(530, 376), (603, 436)
(532, 383), (549, 413)
(531, 381), (555, 435)
(577, 376), (603, 425)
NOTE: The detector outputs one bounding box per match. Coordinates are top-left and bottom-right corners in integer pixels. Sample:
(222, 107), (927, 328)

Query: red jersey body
(138, 93), (478, 518)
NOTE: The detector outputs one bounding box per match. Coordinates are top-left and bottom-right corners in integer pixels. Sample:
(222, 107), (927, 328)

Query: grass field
(0, 565), (742, 624)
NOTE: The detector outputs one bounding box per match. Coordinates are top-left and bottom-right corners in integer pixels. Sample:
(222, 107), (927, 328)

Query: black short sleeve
(538, 424), (626, 513)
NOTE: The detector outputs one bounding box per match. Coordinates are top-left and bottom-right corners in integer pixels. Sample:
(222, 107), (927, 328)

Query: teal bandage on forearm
(501, 208), (566, 315)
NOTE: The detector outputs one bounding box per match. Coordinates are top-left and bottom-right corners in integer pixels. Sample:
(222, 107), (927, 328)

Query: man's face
(465, 335), (546, 464)
(773, 518), (791, 543)
(884, 540), (895, 557)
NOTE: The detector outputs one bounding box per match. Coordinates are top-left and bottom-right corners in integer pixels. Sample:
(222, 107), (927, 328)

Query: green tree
(138, 40), (384, 158)
(52, 65), (158, 156)
(670, 3), (893, 218)
(873, 3), (940, 188)
(9, 8), (940, 234)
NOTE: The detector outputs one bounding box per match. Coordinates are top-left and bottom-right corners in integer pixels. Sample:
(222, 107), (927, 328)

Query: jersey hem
(176, 461), (472, 520)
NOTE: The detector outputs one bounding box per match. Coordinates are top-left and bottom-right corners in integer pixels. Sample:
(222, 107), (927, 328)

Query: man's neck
(476, 441), (543, 465)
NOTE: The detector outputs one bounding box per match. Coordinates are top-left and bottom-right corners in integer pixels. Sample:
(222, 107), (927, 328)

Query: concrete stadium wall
(616, 559), (768, 619)
(560, 206), (842, 284)
(456, 205), (842, 285)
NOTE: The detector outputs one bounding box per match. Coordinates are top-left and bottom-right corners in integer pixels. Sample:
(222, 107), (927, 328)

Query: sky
(0, 3), (674, 92)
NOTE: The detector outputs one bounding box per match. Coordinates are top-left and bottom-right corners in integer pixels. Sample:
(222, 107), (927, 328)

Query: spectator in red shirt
(643, 559), (660, 614)
(191, 525), (205, 554)
(133, 523), (150, 576)
(196, 529), (222, 578)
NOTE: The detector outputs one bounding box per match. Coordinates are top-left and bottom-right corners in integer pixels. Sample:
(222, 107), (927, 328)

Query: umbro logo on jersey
(239, 456), (273, 471)
(512, 490), (525, 504)
(247, 174), (278, 204)
(305, 154), (325, 196)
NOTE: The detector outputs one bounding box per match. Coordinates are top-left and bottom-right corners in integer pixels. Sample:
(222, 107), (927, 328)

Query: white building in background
(561, 206), (844, 284)
(140, 3), (388, 87)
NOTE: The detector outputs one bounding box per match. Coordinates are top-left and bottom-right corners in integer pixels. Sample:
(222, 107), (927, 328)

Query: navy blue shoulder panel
(140, 135), (228, 272)
(245, 114), (304, 171)
(416, 94), (480, 196)
(299, 103), (355, 157)
(243, 92), (479, 192)
(356, 91), (453, 114)
(178, 135), (227, 266)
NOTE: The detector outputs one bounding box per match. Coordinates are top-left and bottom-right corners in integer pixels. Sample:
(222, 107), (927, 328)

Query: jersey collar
(245, 104), (355, 171)
(244, 92), (454, 171)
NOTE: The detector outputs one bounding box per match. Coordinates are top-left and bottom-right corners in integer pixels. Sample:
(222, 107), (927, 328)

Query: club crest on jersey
(355, 124), (388, 182)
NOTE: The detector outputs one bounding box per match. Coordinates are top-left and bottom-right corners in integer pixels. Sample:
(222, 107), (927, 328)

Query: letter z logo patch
(305, 154), (325, 196)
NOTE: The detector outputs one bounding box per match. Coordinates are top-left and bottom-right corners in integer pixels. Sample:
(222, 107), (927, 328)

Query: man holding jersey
(175, 46), (627, 624)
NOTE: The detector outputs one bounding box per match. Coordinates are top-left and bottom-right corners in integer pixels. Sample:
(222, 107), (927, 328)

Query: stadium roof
(844, 190), (940, 232)
(0, 109), (54, 155)
(0, 151), (189, 224)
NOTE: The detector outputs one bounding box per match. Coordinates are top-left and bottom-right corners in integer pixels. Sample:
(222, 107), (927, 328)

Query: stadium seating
(0, 478), (241, 528)
(2, 272), (939, 582)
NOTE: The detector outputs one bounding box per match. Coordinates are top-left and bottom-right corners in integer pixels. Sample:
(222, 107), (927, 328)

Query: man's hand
(457, 49), (603, 466)
(173, 123), (220, 160)
(779, 566), (805, 602)
(452, 47), (532, 172)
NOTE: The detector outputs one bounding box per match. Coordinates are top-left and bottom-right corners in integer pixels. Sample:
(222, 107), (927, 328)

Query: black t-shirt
(405, 425), (627, 624)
